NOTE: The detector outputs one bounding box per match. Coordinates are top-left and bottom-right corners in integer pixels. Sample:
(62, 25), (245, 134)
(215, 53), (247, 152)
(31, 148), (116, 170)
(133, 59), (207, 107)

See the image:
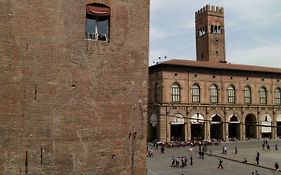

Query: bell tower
(195, 5), (226, 63)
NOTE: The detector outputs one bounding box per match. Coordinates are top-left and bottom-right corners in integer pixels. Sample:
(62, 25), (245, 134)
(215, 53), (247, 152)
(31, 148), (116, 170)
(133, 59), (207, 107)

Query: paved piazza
(147, 139), (281, 175)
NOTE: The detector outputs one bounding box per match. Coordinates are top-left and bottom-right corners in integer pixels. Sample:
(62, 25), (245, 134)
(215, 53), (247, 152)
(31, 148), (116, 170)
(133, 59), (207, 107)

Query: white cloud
(229, 41), (281, 67)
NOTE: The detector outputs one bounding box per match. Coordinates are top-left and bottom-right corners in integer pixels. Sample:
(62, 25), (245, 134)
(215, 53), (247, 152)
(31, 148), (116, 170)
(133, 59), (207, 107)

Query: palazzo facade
(148, 5), (281, 142)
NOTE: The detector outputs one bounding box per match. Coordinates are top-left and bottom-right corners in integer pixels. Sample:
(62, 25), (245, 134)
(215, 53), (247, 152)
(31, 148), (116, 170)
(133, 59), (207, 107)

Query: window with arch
(192, 84), (200, 103)
(227, 85), (235, 103)
(244, 86), (251, 104)
(275, 88), (281, 105)
(85, 3), (110, 41)
(211, 25), (222, 34)
(259, 87), (267, 104)
(171, 83), (180, 103)
(210, 84), (218, 103)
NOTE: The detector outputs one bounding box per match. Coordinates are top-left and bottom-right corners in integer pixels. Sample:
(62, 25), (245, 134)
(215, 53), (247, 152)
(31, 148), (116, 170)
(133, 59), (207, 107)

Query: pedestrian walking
(275, 144), (278, 151)
(235, 145), (238, 154)
(267, 144), (270, 151)
(161, 145), (165, 153)
(256, 155), (259, 165)
(189, 146), (193, 155)
(257, 152), (260, 157)
(275, 162), (279, 170)
(190, 155), (193, 165)
(218, 159), (223, 169)
(171, 156), (175, 167)
(262, 143), (265, 150)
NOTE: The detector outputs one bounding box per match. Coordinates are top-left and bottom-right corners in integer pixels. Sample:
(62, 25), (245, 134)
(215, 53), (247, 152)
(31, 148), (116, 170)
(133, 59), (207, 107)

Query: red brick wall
(0, 1), (149, 174)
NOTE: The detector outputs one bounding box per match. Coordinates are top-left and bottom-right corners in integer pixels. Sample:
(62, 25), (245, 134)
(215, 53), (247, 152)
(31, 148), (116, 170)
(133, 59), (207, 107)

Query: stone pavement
(147, 139), (281, 175)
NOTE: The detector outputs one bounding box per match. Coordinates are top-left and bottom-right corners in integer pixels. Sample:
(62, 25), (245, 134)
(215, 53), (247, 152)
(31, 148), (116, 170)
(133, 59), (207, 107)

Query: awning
(87, 5), (110, 16)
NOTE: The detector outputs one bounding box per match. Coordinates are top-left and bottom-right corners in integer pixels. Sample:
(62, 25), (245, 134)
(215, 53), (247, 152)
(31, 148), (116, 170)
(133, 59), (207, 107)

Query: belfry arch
(228, 114), (240, 140)
(245, 114), (257, 139)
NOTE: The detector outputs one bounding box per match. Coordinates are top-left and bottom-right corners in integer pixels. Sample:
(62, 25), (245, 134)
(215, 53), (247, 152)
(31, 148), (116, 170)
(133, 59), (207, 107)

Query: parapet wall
(195, 4), (224, 18)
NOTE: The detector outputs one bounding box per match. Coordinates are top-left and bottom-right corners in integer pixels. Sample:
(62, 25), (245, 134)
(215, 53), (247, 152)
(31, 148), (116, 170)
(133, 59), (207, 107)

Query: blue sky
(150, 0), (281, 68)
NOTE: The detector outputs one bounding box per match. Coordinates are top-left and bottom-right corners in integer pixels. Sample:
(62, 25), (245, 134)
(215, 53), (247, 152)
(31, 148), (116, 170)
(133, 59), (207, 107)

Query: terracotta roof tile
(158, 59), (281, 74)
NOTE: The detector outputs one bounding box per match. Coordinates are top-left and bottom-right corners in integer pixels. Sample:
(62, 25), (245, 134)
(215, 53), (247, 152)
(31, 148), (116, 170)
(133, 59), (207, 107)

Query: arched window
(244, 86), (251, 104)
(275, 88), (281, 105)
(85, 3), (110, 41)
(192, 84), (200, 103)
(260, 87), (267, 104)
(210, 84), (218, 103)
(171, 83), (180, 103)
(227, 85), (235, 104)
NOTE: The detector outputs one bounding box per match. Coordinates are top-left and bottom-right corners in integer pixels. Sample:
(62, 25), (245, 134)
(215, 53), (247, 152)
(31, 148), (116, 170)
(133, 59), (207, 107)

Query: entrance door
(171, 124), (185, 141)
(228, 115), (240, 140)
(211, 115), (222, 140)
(150, 124), (157, 142)
(191, 124), (204, 140)
(245, 114), (257, 138)
(277, 122), (281, 137)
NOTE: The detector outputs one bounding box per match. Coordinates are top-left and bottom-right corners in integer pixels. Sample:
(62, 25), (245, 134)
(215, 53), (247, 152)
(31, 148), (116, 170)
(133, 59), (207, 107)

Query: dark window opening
(244, 86), (251, 104)
(260, 87), (267, 104)
(192, 84), (200, 103)
(85, 3), (110, 41)
(171, 83), (181, 103)
(210, 84), (218, 103)
(227, 85), (235, 104)
(275, 88), (281, 105)
(198, 26), (207, 37)
(211, 25), (221, 34)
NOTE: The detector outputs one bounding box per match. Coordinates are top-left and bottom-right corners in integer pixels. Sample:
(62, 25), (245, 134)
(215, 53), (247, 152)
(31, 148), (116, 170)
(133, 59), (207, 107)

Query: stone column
(187, 119), (191, 140)
(185, 122), (188, 141)
(272, 120), (277, 139)
(224, 122), (229, 142)
(205, 121), (210, 140)
(240, 122), (245, 141)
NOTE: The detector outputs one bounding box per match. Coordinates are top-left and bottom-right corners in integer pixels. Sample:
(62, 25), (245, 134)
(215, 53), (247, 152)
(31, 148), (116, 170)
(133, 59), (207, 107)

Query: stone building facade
(148, 5), (281, 143)
(0, 1), (149, 175)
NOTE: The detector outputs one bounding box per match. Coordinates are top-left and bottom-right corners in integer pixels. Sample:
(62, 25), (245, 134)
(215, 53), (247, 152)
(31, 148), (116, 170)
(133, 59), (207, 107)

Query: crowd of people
(147, 138), (280, 173)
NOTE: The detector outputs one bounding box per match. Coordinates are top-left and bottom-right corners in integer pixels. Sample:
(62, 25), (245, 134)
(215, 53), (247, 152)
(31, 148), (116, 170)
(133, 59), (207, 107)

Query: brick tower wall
(195, 5), (226, 63)
(0, 0), (149, 174)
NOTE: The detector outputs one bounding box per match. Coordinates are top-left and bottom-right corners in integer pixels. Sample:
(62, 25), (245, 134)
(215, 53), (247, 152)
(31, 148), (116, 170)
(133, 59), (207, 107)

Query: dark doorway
(150, 124), (157, 142)
(191, 124), (204, 140)
(277, 122), (281, 138)
(245, 114), (257, 139)
(171, 124), (185, 141)
(229, 115), (240, 140)
(211, 115), (223, 140)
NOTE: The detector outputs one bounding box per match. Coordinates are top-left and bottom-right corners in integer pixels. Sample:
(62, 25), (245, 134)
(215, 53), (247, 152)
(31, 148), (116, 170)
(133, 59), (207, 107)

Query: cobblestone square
(147, 140), (281, 175)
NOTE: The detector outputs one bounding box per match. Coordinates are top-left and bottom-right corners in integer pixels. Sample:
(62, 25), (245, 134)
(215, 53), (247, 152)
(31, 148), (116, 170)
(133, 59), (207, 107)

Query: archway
(261, 114), (272, 138)
(245, 114), (257, 139)
(211, 114), (223, 140)
(190, 113), (205, 140)
(149, 114), (157, 141)
(277, 115), (281, 138)
(170, 114), (185, 141)
(228, 114), (240, 140)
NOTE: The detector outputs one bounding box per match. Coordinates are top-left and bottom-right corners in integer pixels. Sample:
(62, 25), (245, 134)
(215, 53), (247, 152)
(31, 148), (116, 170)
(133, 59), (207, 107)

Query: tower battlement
(195, 5), (224, 18)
